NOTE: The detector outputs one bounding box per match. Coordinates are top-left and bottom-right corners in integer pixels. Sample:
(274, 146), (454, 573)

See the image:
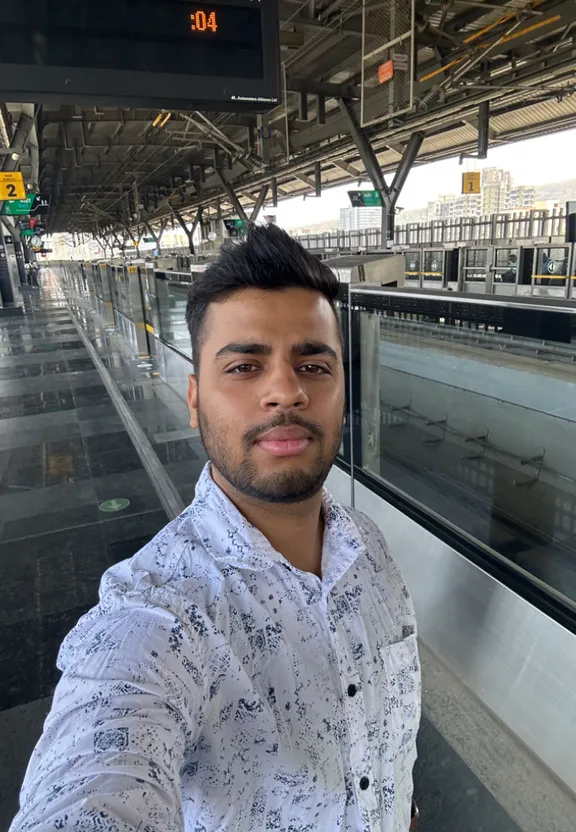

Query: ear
(188, 374), (199, 429)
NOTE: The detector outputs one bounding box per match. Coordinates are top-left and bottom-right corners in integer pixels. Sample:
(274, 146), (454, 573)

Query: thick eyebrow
(291, 341), (339, 362)
(214, 340), (338, 362)
(215, 342), (272, 359)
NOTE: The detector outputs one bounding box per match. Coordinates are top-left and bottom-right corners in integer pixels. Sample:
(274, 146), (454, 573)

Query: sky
(266, 128), (576, 229)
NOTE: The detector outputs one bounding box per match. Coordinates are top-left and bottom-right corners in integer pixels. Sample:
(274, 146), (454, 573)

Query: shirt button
(347, 684), (357, 698)
(359, 776), (370, 791)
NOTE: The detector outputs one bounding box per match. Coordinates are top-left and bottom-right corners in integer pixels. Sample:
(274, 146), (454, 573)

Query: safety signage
(0, 171), (26, 200)
(348, 190), (383, 207)
(392, 53), (408, 71)
(21, 229), (34, 237)
(462, 171), (481, 194)
(378, 60), (394, 84)
(1, 194), (36, 216)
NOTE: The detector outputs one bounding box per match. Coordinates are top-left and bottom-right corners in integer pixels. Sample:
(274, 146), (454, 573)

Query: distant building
(505, 185), (537, 211)
(340, 206), (382, 231)
(432, 192), (482, 220)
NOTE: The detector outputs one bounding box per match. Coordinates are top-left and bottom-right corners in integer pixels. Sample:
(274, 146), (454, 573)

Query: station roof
(5, 0), (576, 235)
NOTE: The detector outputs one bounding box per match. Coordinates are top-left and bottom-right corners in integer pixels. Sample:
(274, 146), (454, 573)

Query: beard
(197, 406), (342, 504)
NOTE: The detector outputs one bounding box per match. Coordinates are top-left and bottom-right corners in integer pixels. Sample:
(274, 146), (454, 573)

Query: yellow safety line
(532, 275), (567, 280)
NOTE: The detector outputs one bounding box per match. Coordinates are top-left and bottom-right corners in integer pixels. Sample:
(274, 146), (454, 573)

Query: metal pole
(250, 185), (269, 222)
(388, 133), (424, 207)
(172, 208), (195, 255)
(0, 222), (16, 306)
(216, 169), (248, 223)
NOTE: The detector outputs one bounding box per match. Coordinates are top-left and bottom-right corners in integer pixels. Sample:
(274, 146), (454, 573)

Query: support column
(12, 236), (27, 285)
(339, 99), (391, 246)
(0, 222), (16, 306)
(339, 98), (423, 248)
(144, 221), (162, 255)
(173, 208), (202, 254)
(250, 184), (269, 222)
(216, 169), (248, 223)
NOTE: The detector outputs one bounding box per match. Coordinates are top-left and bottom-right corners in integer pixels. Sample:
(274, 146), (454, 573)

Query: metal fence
(297, 208), (567, 252)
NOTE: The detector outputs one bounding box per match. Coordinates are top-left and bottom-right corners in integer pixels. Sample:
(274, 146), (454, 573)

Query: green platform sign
(1, 194), (36, 216)
(224, 219), (247, 238)
(347, 190), (383, 208)
(21, 229), (35, 237)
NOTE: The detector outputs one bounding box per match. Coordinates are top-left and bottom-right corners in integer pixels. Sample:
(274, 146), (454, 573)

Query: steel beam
(286, 77), (362, 99)
(216, 169), (248, 222)
(172, 208), (195, 254)
(388, 132), (424, 207)
(144, 221), (162, 254)
(338, 99), (389, 198)
(250, 184), (269, 222)
(271, 177), (278, 208)
(191, 207), (204, 238)
(314, 161), (322, 198)
(316, 95), (326, 126)
(338, 98), (392, 245)
(332, 159), (362, 178)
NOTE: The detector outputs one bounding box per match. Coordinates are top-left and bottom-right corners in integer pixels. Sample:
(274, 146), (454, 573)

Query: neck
(211, 466), (324, 577)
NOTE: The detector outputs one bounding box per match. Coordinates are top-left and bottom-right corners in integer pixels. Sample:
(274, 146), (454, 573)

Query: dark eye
(227, 363), (258, 374)
(299, 364), (328, 374)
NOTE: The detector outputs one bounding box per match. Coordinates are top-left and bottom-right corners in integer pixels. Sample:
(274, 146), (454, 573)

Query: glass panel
(463, 248), (488, 282)
(356, 292), (576, 609)
(493, 247), (519, 284)
(422, 250), (443, 280)
(156, 273), (193, 358)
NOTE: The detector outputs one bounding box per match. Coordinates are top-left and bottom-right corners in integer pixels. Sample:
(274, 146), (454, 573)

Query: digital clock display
(190, 9), (219, 32)
(0, 1), (264, 79)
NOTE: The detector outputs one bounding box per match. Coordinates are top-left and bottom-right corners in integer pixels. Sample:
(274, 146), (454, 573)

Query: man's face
(188, 287), (344, 503)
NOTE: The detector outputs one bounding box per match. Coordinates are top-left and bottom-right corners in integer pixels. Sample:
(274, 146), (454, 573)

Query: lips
(255, 425), (312, 457)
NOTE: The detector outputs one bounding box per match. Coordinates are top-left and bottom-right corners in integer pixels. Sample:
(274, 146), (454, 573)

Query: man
(11, 225), (420, 831)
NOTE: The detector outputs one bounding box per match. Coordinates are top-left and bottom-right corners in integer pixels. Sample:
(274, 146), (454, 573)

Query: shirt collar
(186, 463), (366, 589)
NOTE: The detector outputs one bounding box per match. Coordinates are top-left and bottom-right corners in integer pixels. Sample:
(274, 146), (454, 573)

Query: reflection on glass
(357, 296), (576, 608)
(157, 278), (193, 358)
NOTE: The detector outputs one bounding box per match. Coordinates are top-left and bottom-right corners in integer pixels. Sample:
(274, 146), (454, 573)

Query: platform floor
(0, 276), (523, 831)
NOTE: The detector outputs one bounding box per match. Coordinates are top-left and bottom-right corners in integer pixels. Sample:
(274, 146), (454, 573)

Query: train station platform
(1, 270), (576, 831)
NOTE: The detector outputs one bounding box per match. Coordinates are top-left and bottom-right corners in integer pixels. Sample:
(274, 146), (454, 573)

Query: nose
(259, 363), (309, 411)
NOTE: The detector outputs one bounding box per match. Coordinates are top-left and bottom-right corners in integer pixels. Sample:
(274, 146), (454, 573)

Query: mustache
(243, 412), (325, 445)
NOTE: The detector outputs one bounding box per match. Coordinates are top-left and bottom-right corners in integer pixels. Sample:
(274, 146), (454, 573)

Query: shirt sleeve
(9, 600), (208, 832)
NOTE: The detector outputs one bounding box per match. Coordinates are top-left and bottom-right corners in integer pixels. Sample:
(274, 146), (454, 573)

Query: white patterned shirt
(11, 464), (420, 832)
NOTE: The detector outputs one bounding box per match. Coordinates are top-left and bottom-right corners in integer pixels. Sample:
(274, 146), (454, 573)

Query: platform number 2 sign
(0, 172), (26, 201)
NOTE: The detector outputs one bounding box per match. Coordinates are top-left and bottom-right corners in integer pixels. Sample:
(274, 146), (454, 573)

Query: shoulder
(342, 505), (394, 567)
(340, 504), (417, 626)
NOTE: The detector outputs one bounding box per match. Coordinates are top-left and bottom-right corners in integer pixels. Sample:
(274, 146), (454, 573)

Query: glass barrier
(155, 271), (193, 358)
(347, 287), (576, 615)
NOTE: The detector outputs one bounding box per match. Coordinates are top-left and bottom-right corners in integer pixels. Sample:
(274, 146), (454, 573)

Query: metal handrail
(350, 285), (576, 315)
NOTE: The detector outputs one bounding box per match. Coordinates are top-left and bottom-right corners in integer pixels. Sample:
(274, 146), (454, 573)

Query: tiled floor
(0, 277), (210, 825)
(0, 277), (522, 831)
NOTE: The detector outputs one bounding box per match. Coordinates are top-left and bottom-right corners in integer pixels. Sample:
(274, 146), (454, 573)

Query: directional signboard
(1, 194), (36, 216)
(224, 219), (247, 238)
(0, 171), (26, 200)
(31, 194), (50, 213)
(348, 190), (383, 208)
